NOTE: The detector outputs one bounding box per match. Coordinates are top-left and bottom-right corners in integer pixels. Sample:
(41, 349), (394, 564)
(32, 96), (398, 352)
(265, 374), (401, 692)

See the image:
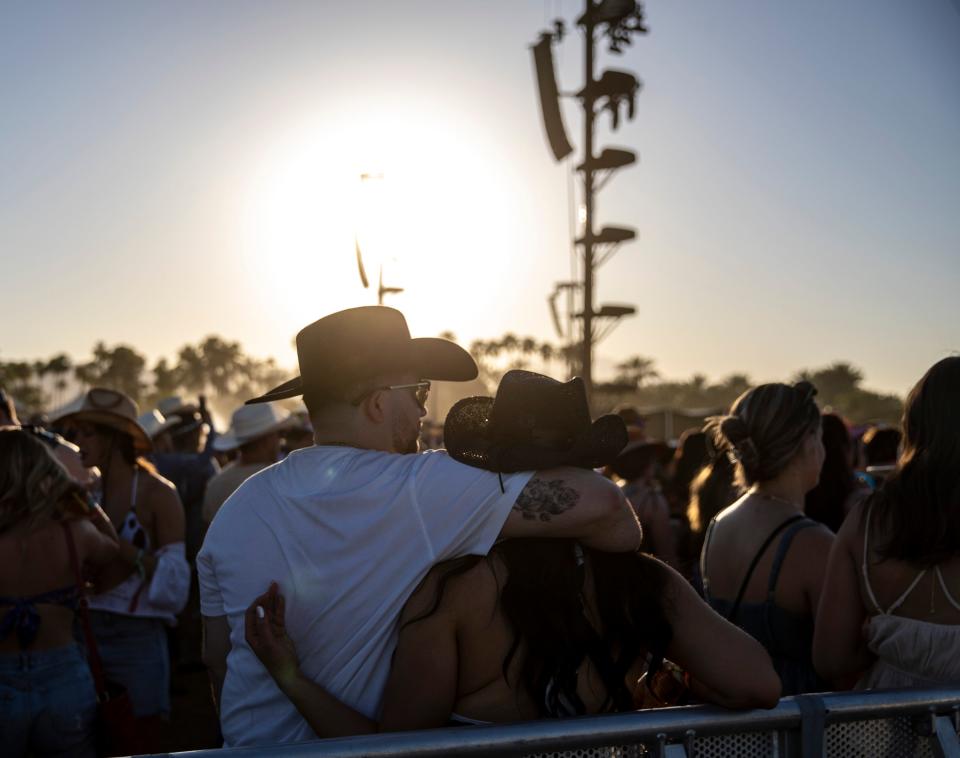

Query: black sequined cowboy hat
(443, 370), (628, 473)
(246, 306), (477, 405)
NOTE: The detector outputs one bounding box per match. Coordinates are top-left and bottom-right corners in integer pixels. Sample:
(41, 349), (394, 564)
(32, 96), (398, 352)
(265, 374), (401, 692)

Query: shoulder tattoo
(513, 478), (580, 521)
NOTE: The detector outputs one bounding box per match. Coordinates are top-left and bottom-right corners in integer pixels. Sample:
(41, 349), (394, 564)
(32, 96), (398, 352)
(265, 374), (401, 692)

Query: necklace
(749, 488), (804, 511)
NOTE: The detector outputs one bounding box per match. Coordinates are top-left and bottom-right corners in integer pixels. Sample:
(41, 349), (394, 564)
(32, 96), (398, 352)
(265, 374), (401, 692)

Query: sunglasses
(352, 381), (431, 410)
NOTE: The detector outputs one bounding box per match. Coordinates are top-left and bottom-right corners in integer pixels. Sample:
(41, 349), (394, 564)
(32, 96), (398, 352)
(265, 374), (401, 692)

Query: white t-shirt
(197, 445), (532, 747)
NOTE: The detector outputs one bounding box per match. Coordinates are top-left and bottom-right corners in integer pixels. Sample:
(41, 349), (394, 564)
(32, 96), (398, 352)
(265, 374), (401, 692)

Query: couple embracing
(198, 306), (778, 747)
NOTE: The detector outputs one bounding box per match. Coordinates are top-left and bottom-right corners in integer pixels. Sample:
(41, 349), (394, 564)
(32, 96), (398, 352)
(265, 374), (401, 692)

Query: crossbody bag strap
(61, 520), (108, 697)
(727, 514), (805, 622)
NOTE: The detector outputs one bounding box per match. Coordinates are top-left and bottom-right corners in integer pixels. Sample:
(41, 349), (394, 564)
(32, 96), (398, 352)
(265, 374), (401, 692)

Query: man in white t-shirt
(198, 306), (640, 747)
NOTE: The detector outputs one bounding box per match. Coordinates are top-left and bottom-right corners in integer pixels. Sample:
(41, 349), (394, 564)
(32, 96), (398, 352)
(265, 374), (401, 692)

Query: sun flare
(241, 106), (525, 348)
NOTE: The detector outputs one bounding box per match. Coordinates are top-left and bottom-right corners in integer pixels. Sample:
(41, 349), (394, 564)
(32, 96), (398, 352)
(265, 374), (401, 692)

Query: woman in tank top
(699, 381), (834, 695)
(0, 428), (118, 757)
(814, 357), (960, 688)
(54, 388), (190, 749)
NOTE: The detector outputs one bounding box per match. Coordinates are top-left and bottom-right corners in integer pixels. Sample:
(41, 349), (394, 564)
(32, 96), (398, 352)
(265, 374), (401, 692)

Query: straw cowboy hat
(53, 388), (152, 453)
(138, 410), (182, 440)
(213, 403), (295, 452)
(246, 306), (476, 405)
(443, 370), (628, 473)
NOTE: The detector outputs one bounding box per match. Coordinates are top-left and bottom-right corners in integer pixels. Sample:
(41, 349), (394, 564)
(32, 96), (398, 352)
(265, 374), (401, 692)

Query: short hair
(706, 381), (820, 487)
(304, 373), (396, 419)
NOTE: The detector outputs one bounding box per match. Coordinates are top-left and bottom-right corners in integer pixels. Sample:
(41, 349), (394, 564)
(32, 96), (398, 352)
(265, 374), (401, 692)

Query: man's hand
(244, 582), (301, 691)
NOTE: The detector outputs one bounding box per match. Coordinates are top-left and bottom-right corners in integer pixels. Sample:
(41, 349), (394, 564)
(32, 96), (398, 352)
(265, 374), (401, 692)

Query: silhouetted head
(707, 381), (822, 490)
(873, 356), (960, 564)
(0, 428), (84, 534)
(862, 425), (901, 467)
(804, 413), (856, 532)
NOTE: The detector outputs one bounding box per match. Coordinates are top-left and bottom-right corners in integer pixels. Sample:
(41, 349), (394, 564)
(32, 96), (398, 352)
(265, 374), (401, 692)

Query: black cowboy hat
(247, 306), (477, 405)
(609, 440), (672, 481)
(443, 370), (628, 473)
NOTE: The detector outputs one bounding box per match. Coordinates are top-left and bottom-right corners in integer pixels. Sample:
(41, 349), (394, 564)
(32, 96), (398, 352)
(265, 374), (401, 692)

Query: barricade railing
(149, 687), (960, 758)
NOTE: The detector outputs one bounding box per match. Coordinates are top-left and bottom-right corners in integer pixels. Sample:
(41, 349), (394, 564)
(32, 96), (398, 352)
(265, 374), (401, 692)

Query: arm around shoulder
(500, 467), (642, 552)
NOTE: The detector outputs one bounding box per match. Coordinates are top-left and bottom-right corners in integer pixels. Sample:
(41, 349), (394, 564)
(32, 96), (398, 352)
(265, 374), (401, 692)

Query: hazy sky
(3, 1), (958, 396)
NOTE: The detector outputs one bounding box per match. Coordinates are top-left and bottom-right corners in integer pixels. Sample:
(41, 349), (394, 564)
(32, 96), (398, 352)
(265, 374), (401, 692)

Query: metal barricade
(147, 687), (960, 758)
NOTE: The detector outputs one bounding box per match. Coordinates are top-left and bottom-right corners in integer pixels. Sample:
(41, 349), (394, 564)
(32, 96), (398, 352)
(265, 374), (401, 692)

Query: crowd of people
(0, 304), (956, 756)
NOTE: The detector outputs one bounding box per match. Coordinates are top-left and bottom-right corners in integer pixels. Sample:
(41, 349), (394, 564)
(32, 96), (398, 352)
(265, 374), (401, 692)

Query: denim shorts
(88, 611), (170, 718)
(0, 643), (97, 758)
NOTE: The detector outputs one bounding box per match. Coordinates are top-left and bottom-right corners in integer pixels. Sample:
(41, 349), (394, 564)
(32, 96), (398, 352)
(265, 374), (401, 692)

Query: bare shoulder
(795, 520), (835, 554)
(402, 555), (502, 625)
(142, 469), (182, 508)
(144, 468), (178, 496)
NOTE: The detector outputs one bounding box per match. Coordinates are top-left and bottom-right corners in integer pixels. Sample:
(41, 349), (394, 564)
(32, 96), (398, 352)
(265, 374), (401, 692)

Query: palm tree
(615, 355), (659, 389)
(45, 354), (72, 408)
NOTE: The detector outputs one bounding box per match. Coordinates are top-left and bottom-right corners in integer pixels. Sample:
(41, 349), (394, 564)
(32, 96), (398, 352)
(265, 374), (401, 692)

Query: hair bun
(792, 380), (818, 402)
(713, 414), (760, 472)
(718, 415), (750, 445)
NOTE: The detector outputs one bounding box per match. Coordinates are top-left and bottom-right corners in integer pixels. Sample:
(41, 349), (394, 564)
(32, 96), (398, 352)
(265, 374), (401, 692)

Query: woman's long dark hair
(804, 413), (856, 533)
(410, 540), (673, 716)
(665, 431), (709, 517)
(871, 357), (960, 566)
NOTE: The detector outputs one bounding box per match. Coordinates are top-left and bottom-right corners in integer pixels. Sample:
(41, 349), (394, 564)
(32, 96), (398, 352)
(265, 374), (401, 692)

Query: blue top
(702, 518), (825, 696)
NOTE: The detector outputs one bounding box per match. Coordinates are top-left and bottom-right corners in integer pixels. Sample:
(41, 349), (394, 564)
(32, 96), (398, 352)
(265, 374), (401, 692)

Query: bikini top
(0, 521), (81, 649)
(862, 503), (960, 616)
(103, 468), (150, 552)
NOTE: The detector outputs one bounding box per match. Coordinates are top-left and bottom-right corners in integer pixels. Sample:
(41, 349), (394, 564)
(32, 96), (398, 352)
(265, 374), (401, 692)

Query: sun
(240, 102), (528, 347)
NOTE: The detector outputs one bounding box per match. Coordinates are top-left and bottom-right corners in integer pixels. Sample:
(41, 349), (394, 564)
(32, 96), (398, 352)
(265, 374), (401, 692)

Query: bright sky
(2, 1), (958, 396)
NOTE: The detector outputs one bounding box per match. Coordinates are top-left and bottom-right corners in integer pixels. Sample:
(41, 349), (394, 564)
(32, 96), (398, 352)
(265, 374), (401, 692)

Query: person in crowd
(862, 425), (901, 468)
(198, 307), (643, 748)
(804, 413), (867, 533)
(0, 428), (119, 757)
(202, 403), (293, 524)
(153, 396), (219, 562)
(814, 357), (960, 689)
(610, 441), (678, 567)
(858, 425), (902, 489)
(139, 409), (181, 456)
(2, 387), (94, 487)
(243, 371), (779, 735)
(663, 430), (709, 573)
(281, 408), (315, 455)
(53, 388), (190, 747)
(699, 381), (833, 695)
(686, 453), (739, 561)
(614, 405), (645, 442)
(664, 430), (709, 519)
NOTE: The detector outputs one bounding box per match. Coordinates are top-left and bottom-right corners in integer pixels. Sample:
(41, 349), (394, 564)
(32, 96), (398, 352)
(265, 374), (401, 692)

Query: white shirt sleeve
(410, 450), (533, 562)
(197, 538), (225, 616)
(146, 541), (191, 615)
